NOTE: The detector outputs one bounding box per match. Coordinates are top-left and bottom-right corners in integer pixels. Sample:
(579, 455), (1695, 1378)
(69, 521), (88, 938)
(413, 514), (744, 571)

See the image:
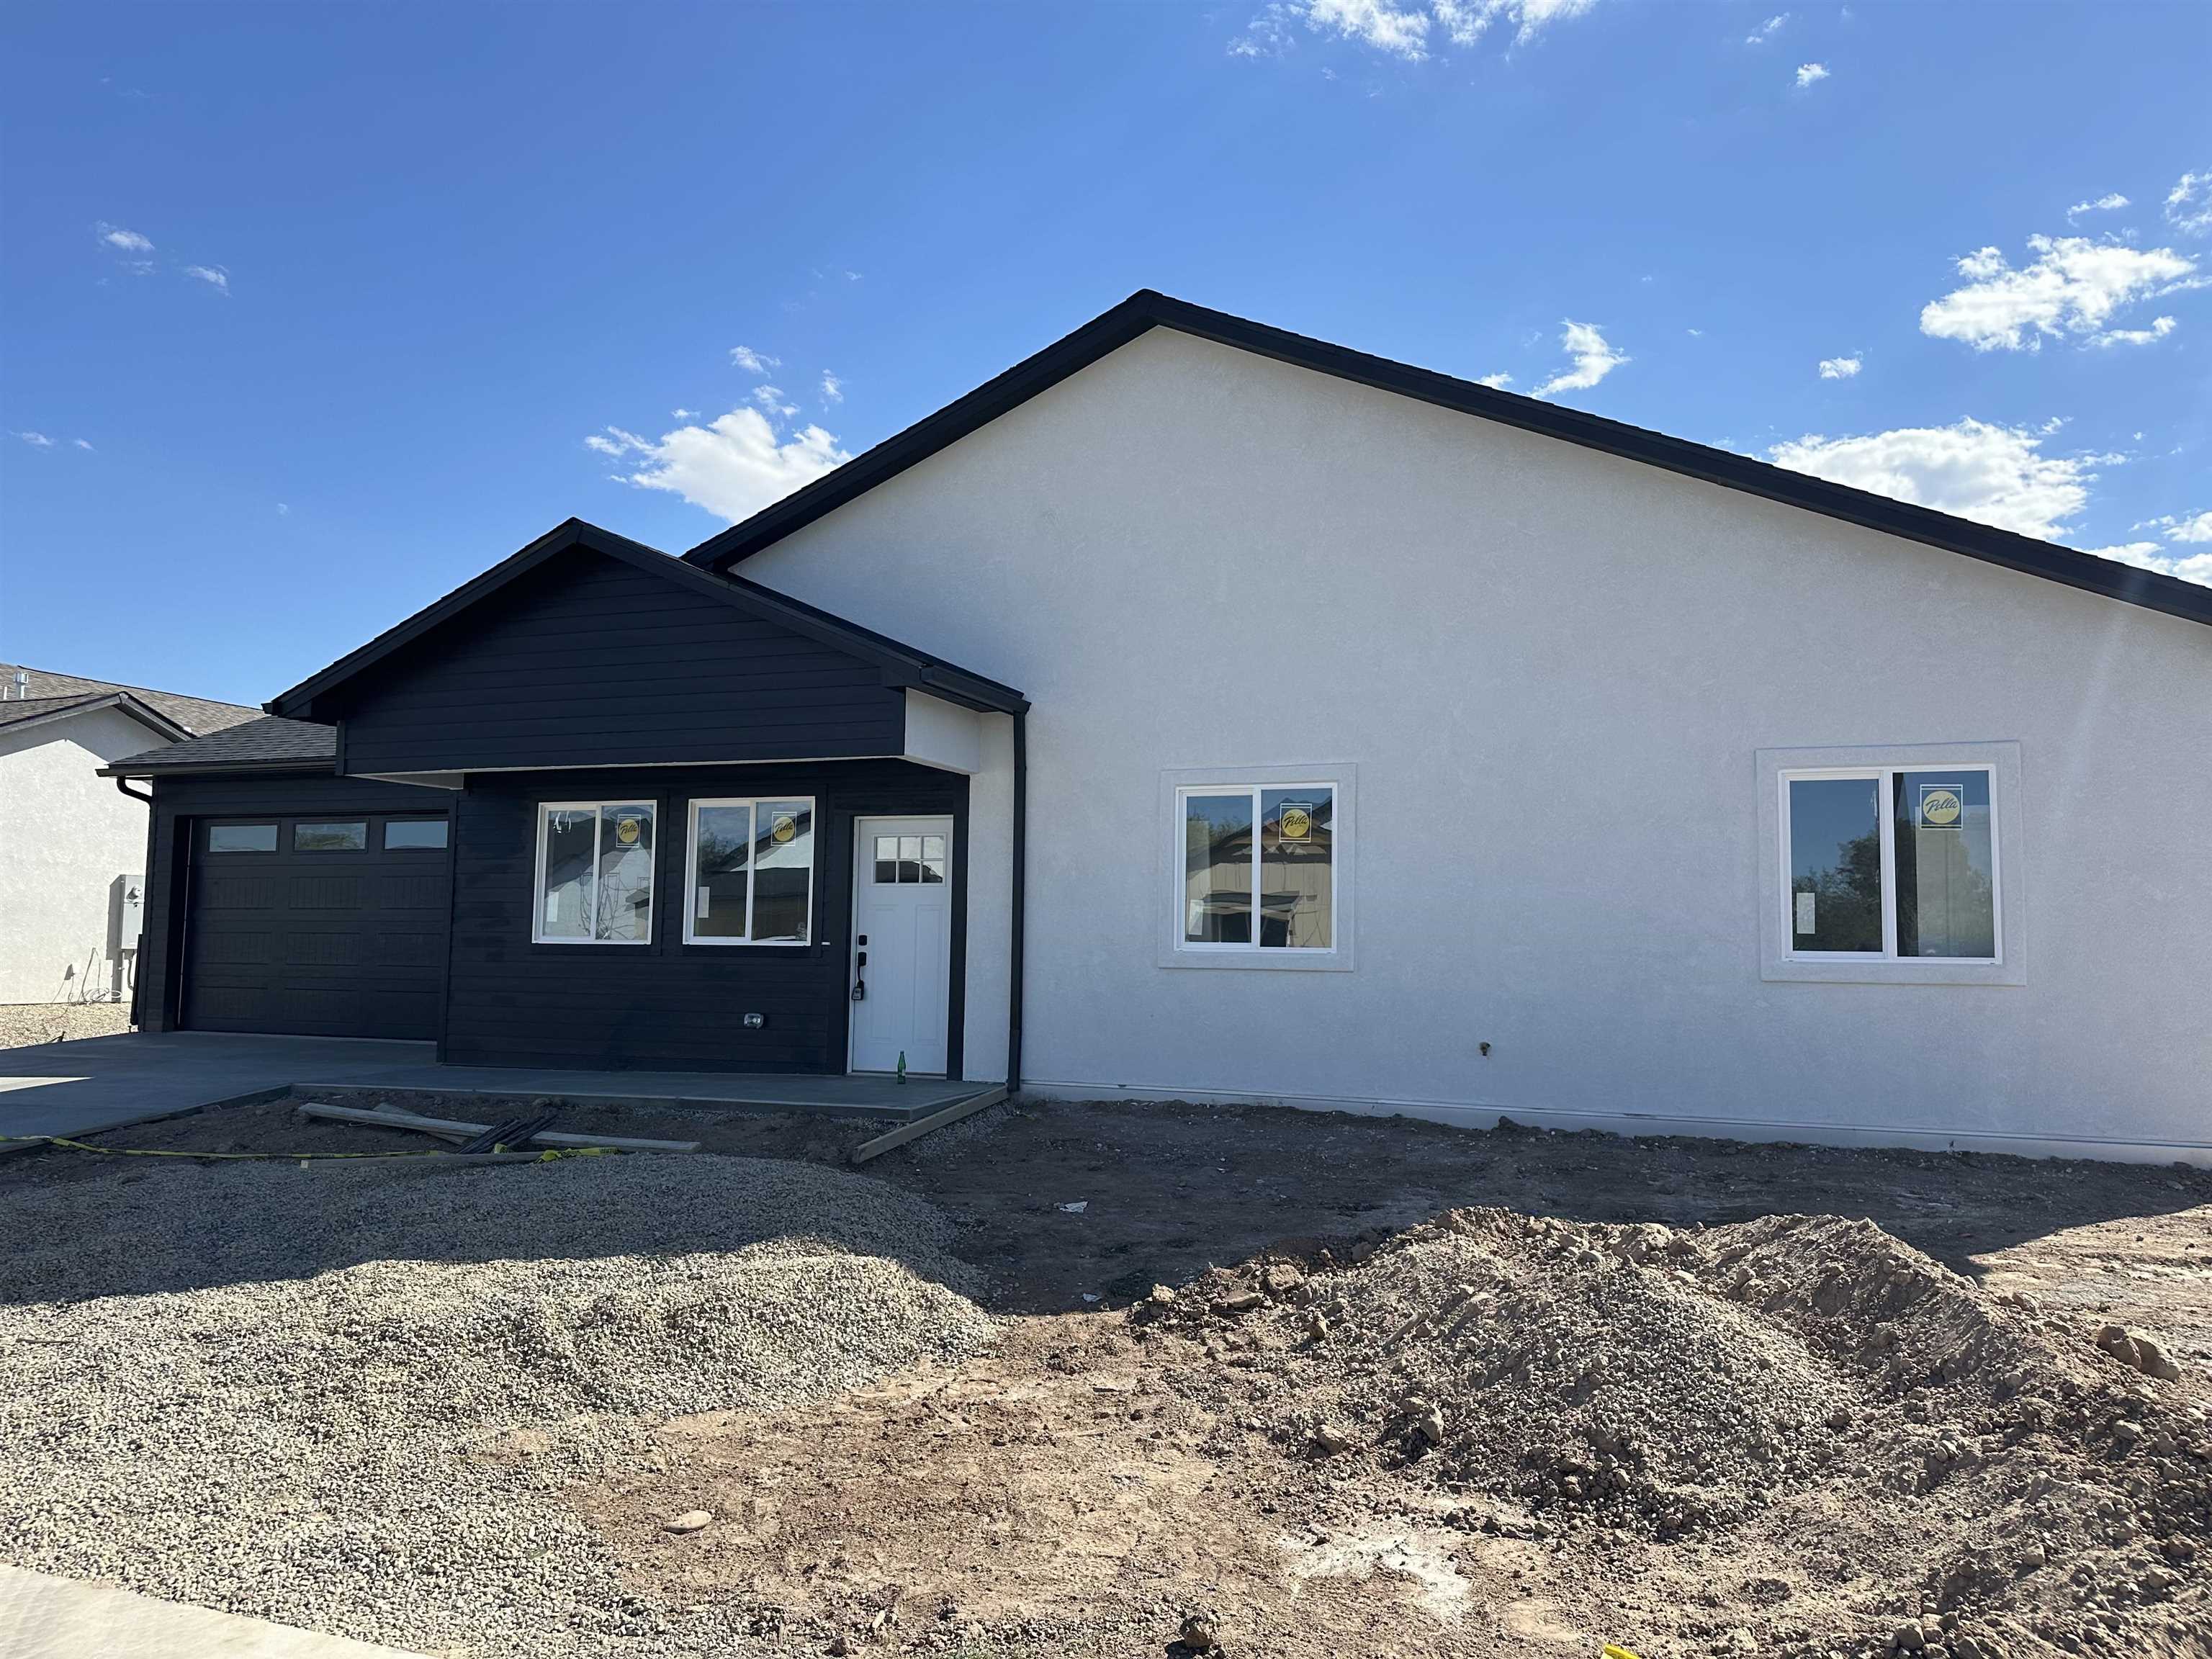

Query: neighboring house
(103, 293), (2212, 1159)
(0, 665), (259, 1008)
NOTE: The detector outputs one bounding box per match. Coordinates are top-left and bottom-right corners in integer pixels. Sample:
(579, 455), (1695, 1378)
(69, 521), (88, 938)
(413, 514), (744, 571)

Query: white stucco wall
(742, 328), (2212, 1158)
(0, 707), (166, 1006)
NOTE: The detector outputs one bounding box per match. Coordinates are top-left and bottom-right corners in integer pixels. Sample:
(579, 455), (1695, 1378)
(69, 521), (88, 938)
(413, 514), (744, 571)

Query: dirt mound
(1139, 1208), (2212, 1656)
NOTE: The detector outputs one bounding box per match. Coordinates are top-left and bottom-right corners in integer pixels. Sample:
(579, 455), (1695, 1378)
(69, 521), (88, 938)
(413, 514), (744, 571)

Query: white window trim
(1157, 763), (1356, 973)
(1756, 742), (2025, 986)
(682, 796), (817, 947)
(532, 800), (657, 947)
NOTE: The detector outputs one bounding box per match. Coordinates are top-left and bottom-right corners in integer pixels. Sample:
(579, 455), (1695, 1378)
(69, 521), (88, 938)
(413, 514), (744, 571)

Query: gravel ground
(0, 1154), (994, 1658)
(0, 1000), (130, 1048)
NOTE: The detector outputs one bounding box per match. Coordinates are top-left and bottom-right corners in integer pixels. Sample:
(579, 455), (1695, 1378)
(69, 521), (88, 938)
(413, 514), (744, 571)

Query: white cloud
(1475, 371), (1513, 388)
(820, 370), (843, 405)
(96, 222), (153, 252)
(14, 431), (54, 448)
(1532, 319), (1627, 397)
(2080, 541), (2212, 587)
(1745, 14), (1785, 43)
(1769, 418), (2104, 541)
(2090, 315), (2177, 347)
(2067, 192), (2129, 221)
(1918, 235), (2198, 351)
(670, 407), (697, 420)
(1794, 62), (1828, 87)
(587, 409), (849, 523)
(728, 345), (780, 376)
(1306, 0), (1431, 58)
(2166, 169), (2212, 236)
(1817, 355), (1861, 379)
(1229, 3), (1300, 55)
(276, 502), (290, 516)
(750, 385), (798, 417)
(1233, 0), (1594, 58)
(1433, 0), (1596, 48)
(2134, 509), (2212, 544)
(73, 438), (93, 451)
(184, 264), (230, 293)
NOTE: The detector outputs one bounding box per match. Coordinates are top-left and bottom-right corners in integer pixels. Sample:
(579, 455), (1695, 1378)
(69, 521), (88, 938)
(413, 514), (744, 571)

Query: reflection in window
(1894, 771), (1995, 958)
(685, 799), (812, 943)
(207, 823), (277, 853)
(293, 821), (367, 852)
(1781, 766), (2000, 962)
(383, 819), (449, 850)
(872, 829), (945, 887)
(536, 803), (653, 943)
(691, 804), (752, 940)
(1184, 793), (1253, 945)
(751, 801), (813, 940)
(1786, 778), (1883, 953)
(1260, 789), (1332, 949)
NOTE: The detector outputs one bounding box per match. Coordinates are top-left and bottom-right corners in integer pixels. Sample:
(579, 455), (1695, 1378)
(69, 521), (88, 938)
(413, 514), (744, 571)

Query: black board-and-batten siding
(333, 551), (907, 775)
(444, 762), (968, 1074)
(139, 760), (969, 1073)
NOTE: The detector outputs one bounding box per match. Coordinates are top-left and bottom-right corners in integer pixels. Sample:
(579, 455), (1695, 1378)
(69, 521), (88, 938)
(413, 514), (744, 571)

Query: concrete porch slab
(0, 1563), (423, 1658)
(0, 1033), (436, 1151)
(0, 1031), (992, 1151)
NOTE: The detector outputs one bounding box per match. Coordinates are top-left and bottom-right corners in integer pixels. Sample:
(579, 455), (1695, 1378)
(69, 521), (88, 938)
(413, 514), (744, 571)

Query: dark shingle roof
(102, 715), (337, 776)
(0, 691), (194, 742)
(0, 664), (261, 734)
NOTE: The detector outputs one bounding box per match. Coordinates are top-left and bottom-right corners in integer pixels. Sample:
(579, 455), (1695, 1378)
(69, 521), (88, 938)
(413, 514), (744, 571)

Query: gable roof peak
(680, 290), (2211, 632)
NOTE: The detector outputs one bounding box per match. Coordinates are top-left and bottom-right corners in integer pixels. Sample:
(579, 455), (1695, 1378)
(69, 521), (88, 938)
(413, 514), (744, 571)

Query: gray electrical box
(111, 874), (145, 957)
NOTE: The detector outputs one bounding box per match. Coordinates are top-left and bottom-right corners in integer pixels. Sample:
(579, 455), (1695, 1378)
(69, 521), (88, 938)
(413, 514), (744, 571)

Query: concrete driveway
(0, 1032), (434, 1149)
(0, 1564), (422, 1658)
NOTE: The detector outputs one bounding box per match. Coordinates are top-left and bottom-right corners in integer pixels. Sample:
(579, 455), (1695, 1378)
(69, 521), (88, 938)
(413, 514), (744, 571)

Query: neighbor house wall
(737, 326), (2212, 1157)
(0, 707), (170, 1006)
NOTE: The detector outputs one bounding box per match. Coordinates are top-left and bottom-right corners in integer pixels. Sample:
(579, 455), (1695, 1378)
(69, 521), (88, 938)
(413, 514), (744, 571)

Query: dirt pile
(1140, 1208), (2212, 1658)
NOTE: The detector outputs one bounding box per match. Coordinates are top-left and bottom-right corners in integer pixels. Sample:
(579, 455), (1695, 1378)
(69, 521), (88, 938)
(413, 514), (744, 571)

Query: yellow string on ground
(0, 1136), (620, 1162)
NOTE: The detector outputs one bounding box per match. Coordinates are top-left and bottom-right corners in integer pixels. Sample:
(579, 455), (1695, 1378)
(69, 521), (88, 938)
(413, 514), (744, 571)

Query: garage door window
(384, 819), (449, 850)
(207, 823), (277, 853)
(293, 821), (367, 852)
(535, 802), (655, 945)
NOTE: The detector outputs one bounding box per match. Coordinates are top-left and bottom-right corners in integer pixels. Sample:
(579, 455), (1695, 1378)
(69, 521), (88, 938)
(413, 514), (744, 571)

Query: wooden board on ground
(295, 1102), (698, 1152)
(850, 1087), (1007, 1165)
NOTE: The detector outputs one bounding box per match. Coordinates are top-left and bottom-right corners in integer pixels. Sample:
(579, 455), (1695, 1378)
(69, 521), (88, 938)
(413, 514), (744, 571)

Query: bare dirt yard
(3, 1091), (2208, 1659)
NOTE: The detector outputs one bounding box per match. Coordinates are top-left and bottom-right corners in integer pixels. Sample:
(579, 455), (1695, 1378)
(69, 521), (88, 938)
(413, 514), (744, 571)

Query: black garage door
(181, 812), (452, 1038)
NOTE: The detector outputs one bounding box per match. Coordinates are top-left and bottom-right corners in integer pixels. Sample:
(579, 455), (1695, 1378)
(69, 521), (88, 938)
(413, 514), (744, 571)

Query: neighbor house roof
(266, 517), (1028, 722)
(102, 715), (338, 778)
(680, 289), (2212, 631)
(0, 691), (195, 745)
(0, 663), (263, 734)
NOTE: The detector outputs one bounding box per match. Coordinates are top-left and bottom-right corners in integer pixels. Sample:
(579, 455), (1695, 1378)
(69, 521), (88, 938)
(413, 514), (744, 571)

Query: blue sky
(4, 1), (2208, 706)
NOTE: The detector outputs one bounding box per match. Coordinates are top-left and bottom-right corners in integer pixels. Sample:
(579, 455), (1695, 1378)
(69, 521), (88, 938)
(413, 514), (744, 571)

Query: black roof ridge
(267, 517), (1027, 721)
(679, 288), (2211, 631)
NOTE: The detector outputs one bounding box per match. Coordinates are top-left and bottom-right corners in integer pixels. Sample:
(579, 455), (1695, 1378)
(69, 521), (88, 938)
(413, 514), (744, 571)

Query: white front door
(848, 816), (953, 1076)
